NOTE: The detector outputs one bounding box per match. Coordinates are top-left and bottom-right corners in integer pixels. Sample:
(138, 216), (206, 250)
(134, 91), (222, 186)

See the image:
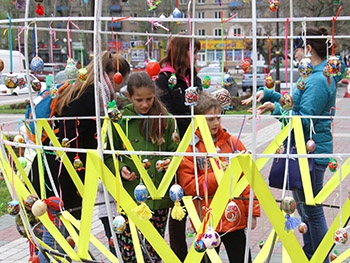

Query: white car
(0, 73), (46, 95)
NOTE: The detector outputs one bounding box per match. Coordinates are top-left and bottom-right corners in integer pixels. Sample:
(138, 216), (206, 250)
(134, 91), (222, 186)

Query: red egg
(113, 72), (123, 84)
(28, 254), (40, 263)
(147, 61), (161, 79)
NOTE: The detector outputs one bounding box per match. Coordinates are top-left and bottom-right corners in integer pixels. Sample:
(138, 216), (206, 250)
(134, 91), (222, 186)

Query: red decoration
(241, 59), (251, 73)
(113, 72), (123, 84)
(28, 254), (40, 263)
(147, 60), (161, 79)
(35, 4), (44, 16)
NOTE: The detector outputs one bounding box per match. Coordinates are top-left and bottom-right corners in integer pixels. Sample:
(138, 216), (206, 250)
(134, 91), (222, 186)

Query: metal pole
(275, 8), (280, 93)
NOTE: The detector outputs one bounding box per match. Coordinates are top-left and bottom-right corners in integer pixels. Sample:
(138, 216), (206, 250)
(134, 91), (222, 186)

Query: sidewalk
(1, 93), (350, 262)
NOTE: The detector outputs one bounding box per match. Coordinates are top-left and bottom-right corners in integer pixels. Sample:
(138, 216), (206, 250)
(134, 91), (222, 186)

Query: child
(177, 92), (261, 263)
(104, 71), (179, 263)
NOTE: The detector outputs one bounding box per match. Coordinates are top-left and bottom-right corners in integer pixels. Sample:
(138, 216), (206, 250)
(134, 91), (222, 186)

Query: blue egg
(172, 8), (182, 18)
(30, 56), (44, 72)
(169, 184), (184, 202)
(134, 183), (148, 203)
(194, 239), (206, 252)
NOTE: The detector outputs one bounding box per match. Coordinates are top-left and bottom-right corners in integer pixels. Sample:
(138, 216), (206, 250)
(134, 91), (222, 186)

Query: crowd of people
(25, 25), (343, 262)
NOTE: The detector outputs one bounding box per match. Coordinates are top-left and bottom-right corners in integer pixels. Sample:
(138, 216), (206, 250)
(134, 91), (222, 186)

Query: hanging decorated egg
(326, 56), (342, 76)
(147, 0), (157, 10)
(202, 75), (211, 89)
(134, 183), (149, 203)
(156, 160), (165, 172)
(35, 0), (44, 16)
(172, 8), (182, 18)
(66, 236), (75, 248)
(17, 77), (26, 87)
(241, 59), (251, 73)
(184, 86), (198, 106)
(328, 158), (338, 172)
(306, 139), (316, 153)
(28, 254), (40, 263)
(213, 87), (231, 107)
(50, 86), (58, 98)
(202, 226), (221, 249)
(0, 58), (4, 72)
(169, 184), (184, 202)
(61, 138), (70, 148)
(281, 196), (296, 215)
(146, 60), (161, 80)
(113, 72), (123, 85)
(168, 73), (177, 89)
(64, 58), (78, 80)
(269, 0), (279, 12)
(112, 215), (127, 234)
(13, 134), (25, 144)
(298, 57), (313, 78)
(5, 74), (18, 89)
(17, 156), (28, 169)
(223, 72), (233, 87)
(172, 131), (180, 144)
(265, 75), (274, 89)
(30, 56), (45, 72)
(345, 68), (350, 79)
(298, 222), (308, 234)
(334, 228), (348, 245)
(107, 100), (122, 122)
(259, 240), (264, 250)
(46, 196), (64, 212)
(330, 250), (339, 261)
(7, 200), (20, 215)
(24, 194), (39, 211)
(296, 77), (306, 90)
(73, 156), (84, 171)
(78, 67), (88, 82)
(142, 159), (151, 169)
(224, 200), (241, 223)
(31, 79), (42, 92)
(279, 93), (294, 111)
(194, 239), (206, 252)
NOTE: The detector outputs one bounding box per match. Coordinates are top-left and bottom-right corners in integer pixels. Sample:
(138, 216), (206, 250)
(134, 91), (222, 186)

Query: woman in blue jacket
(243, 26), (344, 262)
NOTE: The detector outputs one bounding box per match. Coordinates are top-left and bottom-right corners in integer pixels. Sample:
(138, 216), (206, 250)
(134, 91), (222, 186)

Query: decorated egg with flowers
(298, 58), (313, 78)
(31, 79), (42, 92)
(213, 87), (231, 107)
(78, 67), (88, 82)
(184, 86), (198, 106)
(328, 158), (338, 172)
(5, 74), (18, 89)
(64, 58), (78, 80)
(7, 200), (20, 215)
(24, 194), (39, 211)
(223, 72), (234, 87)
(281, 196), (296, 215)
(241, 59), (251, 73)
(225, 200), (241, 223)
(194, 238), (206, 252)
(112, 215), (126, 234)
(298, 222), (308, 234)
(279, 93), (294, 111)
(334, 228), (348, 245)
(326, 56), (342, 76)
(265, 75), (274, 89)
(30, 56), (45, 72)
(172, 7), (182, 18)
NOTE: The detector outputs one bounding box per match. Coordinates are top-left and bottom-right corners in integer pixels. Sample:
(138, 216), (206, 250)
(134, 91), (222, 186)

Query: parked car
(0, 73), (46, 95)
(270, 68), (300, 91)
(32, 63), (65, 82)
(199, 66), (221, 74)
(198, 71), (239, 97)
(241, 65), (269, 92)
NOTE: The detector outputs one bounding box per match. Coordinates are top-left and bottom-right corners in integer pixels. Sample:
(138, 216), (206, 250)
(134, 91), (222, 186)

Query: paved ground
(1, 85), (350, 262)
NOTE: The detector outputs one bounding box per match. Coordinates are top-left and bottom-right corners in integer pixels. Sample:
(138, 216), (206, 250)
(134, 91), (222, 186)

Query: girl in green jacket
(105, 71), (179, 263)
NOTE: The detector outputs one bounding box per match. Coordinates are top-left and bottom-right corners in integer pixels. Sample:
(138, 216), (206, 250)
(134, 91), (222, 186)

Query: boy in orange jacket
(177, 91), (260, 263)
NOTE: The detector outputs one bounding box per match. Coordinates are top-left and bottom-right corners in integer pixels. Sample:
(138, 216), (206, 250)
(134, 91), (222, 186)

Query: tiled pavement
(1, 88), (350, 263)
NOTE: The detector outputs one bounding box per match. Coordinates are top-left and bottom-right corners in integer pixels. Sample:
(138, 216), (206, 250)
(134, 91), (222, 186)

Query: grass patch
(0, 177), (12, 216)
(0, 103), (27, 114)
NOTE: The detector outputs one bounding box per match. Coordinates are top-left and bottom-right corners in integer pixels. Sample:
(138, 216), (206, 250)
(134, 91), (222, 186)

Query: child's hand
(121, 166), (137, 181)
(241, 89), (265, 105)
(162, 158), (171, 171)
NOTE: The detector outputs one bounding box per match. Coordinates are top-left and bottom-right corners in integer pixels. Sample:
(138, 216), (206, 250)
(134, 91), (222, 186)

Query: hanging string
(7, 13), (13, 73)
(158, 113), (162, 151)
(145, 31), (153, 62)
(284, 18), (290, 90)
(267, 36), (272, 71)
(235, 115), (246, 151)
(170, 34), (174, 71)
(66, 18), (80, 59)
(115, 32), (119, 72)
(301, 20), (307, 56)
(331, 6), (342, 56)
(17, 27), (25, 72)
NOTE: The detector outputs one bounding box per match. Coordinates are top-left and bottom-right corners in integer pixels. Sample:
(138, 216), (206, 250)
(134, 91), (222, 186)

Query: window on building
(214, 28), (222, 36)
(233, 27), (241, 36)
(198, 0), (205, 4)
(198, 12), (205, 19)
(179, 0), (187, 4)
(198, 29), (205, 36)
(214, 11), (221, 19)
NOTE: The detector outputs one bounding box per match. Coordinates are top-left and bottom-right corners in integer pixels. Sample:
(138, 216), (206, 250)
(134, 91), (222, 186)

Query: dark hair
(159, 34), (201, 77)
(127, 71), (169, 145)
(194, 91), (221, 115)
(299, 26), (339, 60)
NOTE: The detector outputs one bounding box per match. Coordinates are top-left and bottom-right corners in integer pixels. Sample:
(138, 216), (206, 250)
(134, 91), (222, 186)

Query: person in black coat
(155, 35), (202, 262)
